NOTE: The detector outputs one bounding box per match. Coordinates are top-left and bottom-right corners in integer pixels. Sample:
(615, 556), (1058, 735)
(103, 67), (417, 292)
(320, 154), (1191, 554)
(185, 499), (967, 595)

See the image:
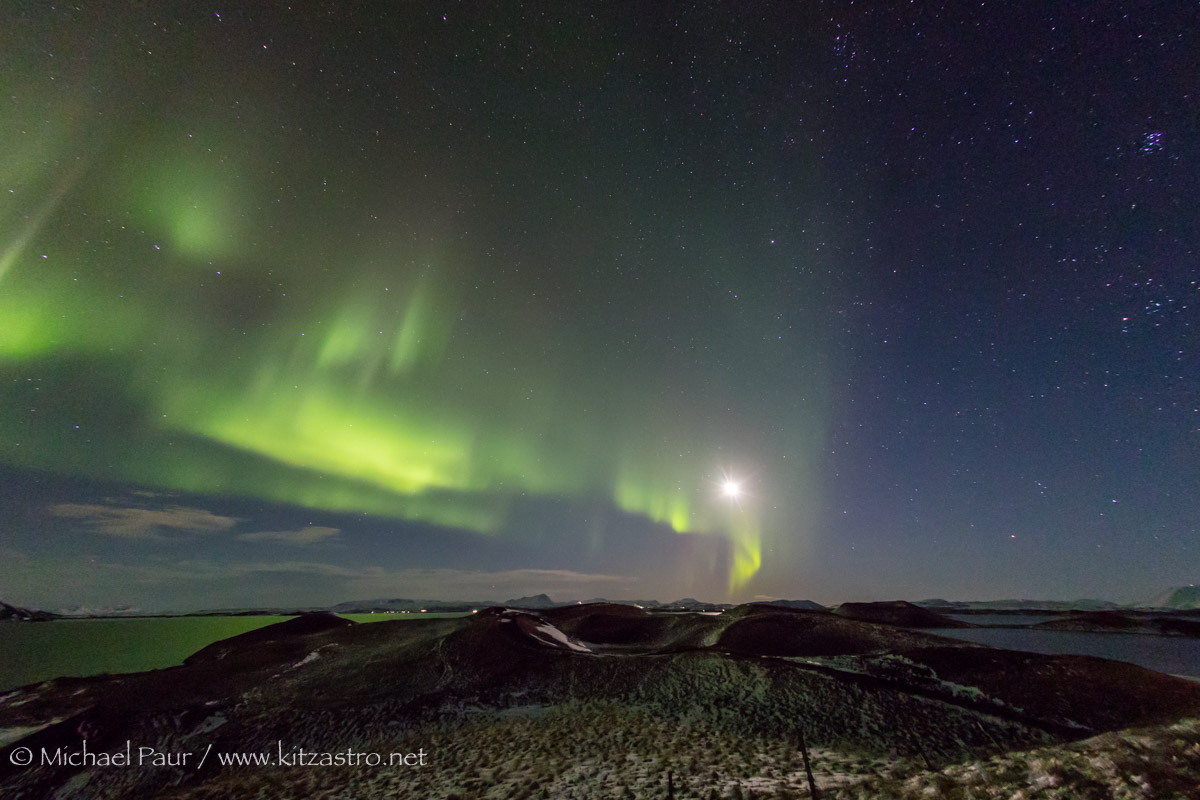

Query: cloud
(48, 503), (240, 539)
(236, 526), (341, 546)
(230, 561), (361, 577)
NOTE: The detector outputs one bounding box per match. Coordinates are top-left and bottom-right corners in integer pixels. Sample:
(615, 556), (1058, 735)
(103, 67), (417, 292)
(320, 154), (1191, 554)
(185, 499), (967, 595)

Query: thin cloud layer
(48, 503), (241, 539)
(236, 526), (341, 546)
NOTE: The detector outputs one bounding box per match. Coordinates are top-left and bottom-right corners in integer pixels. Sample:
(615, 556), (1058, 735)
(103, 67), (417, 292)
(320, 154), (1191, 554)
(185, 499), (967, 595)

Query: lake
(926, 626), (1200, 678)
(0, 613), (470, 692)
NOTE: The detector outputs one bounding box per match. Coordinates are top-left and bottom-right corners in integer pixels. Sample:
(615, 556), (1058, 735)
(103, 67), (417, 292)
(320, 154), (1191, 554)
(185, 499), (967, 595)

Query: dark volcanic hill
(1032, 610), (1141, 632)
(1033, 610), (1200, 637)
(184, 611), (357, 664)
(2, 604), (1198, 799)
(834, 600), (973, 628)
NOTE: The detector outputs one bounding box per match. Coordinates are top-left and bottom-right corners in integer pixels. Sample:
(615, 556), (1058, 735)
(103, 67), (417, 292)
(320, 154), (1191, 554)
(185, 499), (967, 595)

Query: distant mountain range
(54, 604), (142, 617)
(749, 599), (827, 611)
(916, 598), (1123, 611)
(5, 587), (1197, 620)
(276, 591), (1200, 616)
(918, 590), (1200, 611)
(330, 594), (736, 614)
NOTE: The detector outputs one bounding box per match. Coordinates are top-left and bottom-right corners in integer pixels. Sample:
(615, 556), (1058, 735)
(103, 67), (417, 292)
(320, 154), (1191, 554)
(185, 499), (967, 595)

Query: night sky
(1, 2), (1196, 611)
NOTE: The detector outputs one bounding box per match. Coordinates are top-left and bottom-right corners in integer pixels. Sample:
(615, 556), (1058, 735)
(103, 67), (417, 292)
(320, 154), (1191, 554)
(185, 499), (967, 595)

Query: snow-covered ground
(532, 622), (592, 653)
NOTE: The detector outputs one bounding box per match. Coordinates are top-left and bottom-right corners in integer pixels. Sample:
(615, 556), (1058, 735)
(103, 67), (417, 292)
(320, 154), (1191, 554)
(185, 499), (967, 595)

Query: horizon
(7, 588), (1185, 618)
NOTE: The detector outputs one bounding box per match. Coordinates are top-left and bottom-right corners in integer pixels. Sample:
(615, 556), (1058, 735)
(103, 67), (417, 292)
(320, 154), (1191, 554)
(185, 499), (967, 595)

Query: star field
(0, 2), (1195, 610)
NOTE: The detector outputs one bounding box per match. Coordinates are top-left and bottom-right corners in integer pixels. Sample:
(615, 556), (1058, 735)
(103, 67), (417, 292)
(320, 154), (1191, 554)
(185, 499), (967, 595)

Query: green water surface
(0, 612), (469, 691)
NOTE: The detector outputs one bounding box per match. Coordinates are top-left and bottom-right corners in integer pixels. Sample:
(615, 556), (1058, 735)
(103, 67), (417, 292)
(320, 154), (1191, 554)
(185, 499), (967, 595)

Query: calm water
(944, 613), (1059, 626)
(0, 613), (469, 692)
(927, 626), (1200, 678)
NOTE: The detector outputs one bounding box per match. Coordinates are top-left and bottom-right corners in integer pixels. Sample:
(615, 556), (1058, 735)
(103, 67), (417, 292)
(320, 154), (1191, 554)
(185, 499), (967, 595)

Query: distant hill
(503, 593), (557, 608)
(917, 598), (961, 608)
(331, 598), (481, 613)
(659, 598), (733, 612)
(573, 597), (731, 612)
(330, 593), (560, 613)
(331, 597), (418, 612)
(1148, 586), (1200, 610)
(835, 601), (972, 628)
(1032, 611), (1141, 632)
(581, 598), (664, 609)
(1033, 611), (1200, 638)
(54, 604), (140, 617)
(916, 598), (1121, 611)
(750, 599), (827, 611)
(0, 601), (58, 622)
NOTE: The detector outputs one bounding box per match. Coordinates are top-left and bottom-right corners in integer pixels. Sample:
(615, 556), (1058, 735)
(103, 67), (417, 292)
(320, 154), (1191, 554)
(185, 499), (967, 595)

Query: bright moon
(722, 480), (742, 498)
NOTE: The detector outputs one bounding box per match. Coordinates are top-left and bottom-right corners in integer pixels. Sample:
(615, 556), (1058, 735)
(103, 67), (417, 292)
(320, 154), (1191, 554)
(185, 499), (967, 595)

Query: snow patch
(293, 650), (321, 668)
(185, 714), (227, 738)
(533, 623), (592, 653)
(286, 643), (338, 672)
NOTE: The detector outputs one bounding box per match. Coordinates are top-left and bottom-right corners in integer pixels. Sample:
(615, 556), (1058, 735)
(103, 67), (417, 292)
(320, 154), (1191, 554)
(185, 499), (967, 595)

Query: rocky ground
(2, 604), (1198, 798)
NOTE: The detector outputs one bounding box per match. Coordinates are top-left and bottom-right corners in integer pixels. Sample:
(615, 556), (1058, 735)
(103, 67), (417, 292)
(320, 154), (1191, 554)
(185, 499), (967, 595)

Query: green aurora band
(0, 210), (827, 592)
(0, 20), (836, 597)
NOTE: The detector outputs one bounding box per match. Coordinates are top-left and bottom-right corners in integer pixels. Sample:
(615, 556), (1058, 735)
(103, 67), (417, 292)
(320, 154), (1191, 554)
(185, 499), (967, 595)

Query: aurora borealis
(1, 3), (1196, 611)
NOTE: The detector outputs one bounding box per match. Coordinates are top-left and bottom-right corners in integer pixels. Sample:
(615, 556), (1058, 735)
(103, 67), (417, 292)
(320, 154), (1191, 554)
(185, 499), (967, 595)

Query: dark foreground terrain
(2, 603), (1198, 798)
